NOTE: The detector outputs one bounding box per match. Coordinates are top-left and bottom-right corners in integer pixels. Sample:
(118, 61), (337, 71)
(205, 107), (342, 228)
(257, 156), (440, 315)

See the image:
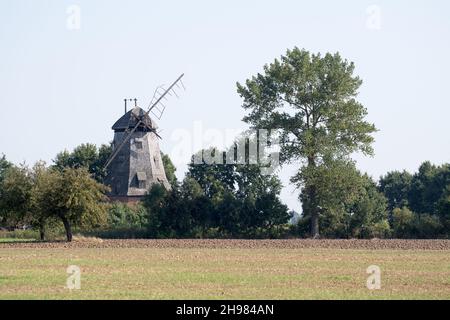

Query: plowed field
(1, 239), (449, 299)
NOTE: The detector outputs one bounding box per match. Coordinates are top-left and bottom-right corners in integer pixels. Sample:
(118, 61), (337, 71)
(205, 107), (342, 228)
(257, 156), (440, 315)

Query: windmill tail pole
(103, 121), (142, 170)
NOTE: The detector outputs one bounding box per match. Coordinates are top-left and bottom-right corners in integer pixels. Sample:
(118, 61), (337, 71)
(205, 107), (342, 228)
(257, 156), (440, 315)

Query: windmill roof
(112, 107), (158, 131)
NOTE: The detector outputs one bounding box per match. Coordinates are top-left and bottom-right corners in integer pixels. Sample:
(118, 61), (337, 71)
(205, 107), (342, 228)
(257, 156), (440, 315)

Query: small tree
(29, 162), (59, 240)
(39, 167), (109, 242)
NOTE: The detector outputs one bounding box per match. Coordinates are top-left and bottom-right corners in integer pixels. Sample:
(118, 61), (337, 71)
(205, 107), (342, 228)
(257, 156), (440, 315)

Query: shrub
(413, 214), (444, 239)
(391, 207), (415, 238)
(368, 219), (392, 239)
(107, 202), (147, 229)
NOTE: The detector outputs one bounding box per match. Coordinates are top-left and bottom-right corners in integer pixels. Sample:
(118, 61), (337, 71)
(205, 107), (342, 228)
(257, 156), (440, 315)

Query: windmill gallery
(103, 74), (185, 202)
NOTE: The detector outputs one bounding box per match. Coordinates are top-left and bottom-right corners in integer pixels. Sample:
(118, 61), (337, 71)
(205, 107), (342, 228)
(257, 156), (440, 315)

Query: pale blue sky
(1, 0), (449, 211)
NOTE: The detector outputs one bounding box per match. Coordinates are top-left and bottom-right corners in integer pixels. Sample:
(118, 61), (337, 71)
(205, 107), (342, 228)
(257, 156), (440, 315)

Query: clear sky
(1, 0), (449, 212)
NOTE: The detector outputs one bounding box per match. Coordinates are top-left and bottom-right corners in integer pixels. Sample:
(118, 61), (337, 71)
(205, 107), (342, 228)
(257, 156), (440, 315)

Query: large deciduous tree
(237, 47), (377, 238)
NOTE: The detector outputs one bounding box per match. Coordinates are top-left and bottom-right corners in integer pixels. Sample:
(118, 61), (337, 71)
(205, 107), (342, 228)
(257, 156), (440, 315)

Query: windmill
(104, 74), (185, 202)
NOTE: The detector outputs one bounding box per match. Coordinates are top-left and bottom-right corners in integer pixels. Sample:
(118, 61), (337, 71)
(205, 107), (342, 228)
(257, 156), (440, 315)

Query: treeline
(1, 143), (448, 241)
(379, 162), (449, 238)
(295, 161), (449, 239)
(144, 148), (290, 239)
(0, 143), (291, 240)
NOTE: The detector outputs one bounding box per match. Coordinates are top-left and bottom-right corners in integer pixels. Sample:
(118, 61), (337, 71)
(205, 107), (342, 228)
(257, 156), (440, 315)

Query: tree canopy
(39, 167), (109, 241)
(53, 143), (112, 182)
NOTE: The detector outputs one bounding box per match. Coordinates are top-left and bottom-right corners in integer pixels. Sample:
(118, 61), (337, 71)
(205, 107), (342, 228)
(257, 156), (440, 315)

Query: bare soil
(1, 239), (449, 250)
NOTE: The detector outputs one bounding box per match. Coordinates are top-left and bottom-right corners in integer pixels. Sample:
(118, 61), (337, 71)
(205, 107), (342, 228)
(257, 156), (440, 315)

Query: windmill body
(105, 107), (171, 202)
(103, 74), (184, 202)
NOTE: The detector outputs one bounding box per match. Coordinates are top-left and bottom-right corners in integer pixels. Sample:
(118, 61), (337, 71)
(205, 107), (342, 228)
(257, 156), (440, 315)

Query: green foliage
(36, 167), (109, 241)
(0, 162), (108, 241)
(237, 47), (377, 237)
(187, 148), (235, 201)
(296, 164), (389, 239)
(391, 207), (415, 239)
(0, 162), (59, 238)
(161, 152), (178, 187)
(391, 207), (445, 239)
(0, 154), (12, 184)
(144, 184), (193, 238)
(53, 143), (112, 182)
(217, 192), (290, 238)
(29, 162), (61, 239)
(144, 146), (290, 239)
(107, 202), (147, 228)
(215, 192), (242, 237)
(379, 170), (413, 211)
(253, 192), (290, 237)
(369, 220), (392, 239)
(0, 164), (33, 228)
(413, 214), (444, 239)
(189, 146), (290, 237)
(295, 160), (364, 218)
(0, 229), (40, 240)
(349, 176), (389, 239)
(380, 162), (449, 238)
(409, 162), (450, 216)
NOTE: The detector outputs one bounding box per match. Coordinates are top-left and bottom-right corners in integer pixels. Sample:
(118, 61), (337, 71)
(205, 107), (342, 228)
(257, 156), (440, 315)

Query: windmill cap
(112, 107), (158, 131)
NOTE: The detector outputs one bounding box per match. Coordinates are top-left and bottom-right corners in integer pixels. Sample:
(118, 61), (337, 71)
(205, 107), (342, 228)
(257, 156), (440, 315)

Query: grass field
(0, 240), (449, 300)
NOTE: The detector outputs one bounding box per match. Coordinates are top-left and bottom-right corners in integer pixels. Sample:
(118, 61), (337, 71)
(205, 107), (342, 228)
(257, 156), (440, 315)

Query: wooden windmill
(104, 74), (185, 202)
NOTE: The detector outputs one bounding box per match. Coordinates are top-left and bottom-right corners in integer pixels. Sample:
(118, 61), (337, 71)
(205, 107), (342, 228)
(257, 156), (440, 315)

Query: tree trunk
(307, 155), (320, 239)
(61, 216), (73, 242)
(38, 218), (46, 241)
(39, 225), (45, 241)
(310, 209), (320, 239)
